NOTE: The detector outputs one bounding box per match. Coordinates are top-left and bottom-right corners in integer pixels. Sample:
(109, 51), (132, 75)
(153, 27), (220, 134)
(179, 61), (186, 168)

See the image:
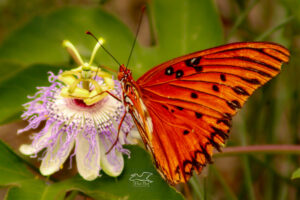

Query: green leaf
(291, 168), (300, 180)
(0, 140), (183, 200)
(147, 0), (223, 63)
(0, 139), (49, 200)
(0, 0), (222, 74)
(0, 0), (222, 125)
(0, 6), (134, 68)
(0, 62), (66, 124)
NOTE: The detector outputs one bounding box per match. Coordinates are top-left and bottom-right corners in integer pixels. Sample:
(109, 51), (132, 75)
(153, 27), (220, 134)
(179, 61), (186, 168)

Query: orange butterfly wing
(135, 42), (290, 184)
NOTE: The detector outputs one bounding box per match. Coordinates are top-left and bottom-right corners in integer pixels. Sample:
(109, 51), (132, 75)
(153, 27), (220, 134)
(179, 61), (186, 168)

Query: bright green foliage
(0, 62), (66, 124)
(0, 0), (222, 124)
(0, 1), (222, 75)
(291, 168), (300, 180)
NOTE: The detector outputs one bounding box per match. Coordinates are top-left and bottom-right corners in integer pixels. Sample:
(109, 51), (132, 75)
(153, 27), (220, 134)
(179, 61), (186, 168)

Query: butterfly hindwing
(133, 42), (289, 184)
(144, 99), (229, 184)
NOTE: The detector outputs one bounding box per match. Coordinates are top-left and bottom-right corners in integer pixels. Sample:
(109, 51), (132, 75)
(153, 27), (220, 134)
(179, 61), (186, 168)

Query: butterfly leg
(104, 90), (122, 102)
(106, 111), (127, 154)
(90, 90), (122, 102)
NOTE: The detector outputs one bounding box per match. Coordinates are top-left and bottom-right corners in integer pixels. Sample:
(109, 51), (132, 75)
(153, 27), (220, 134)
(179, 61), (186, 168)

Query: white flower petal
(129, 126), (140, 139)
(127, 126), (141, 142)
(76, 131), (100, 181)
(19, 124), (55, 155)
(99, 135), (124, 177)
(117, 130), (126, 144)
(40, 133), (75, 176)
(19, 144), (38, 155)
(118, 126), (140, 145)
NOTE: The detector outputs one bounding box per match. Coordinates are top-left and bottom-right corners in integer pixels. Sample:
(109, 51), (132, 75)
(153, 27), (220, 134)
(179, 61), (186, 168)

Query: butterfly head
(118, 64), (132, 82)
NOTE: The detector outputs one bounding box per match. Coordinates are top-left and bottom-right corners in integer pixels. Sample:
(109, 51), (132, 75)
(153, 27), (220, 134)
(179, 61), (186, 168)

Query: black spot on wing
(241, 77), (261, 85)
(224, 113), (232, 120)
(195, 112), (202, 118)
(162, 105), (168, 110)
(183, 130), (190, 135)
(212, 85), (219, 92)
(217, 119), (231, 128)
(220, 74), (226, 81)
(210, 126), (229, 140)
(176, 70), (184, 78)
(165, 66), (174, 76)
(191, 92), (198, 99)
(185, 57), (201, 66)
(207, 136), (221, 151)
(194, 66), (203, 72)
(176, 106), (184, 110)
(226, 100), (241, 110)
(232, 86), (249, 96)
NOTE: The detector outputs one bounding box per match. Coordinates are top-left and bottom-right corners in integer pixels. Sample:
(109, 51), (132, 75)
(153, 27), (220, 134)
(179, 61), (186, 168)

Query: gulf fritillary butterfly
(116, 42), (290, 185)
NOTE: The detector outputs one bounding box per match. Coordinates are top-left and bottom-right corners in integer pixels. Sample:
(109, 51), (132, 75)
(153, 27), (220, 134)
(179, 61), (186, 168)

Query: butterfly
(116, 42), (290, 185)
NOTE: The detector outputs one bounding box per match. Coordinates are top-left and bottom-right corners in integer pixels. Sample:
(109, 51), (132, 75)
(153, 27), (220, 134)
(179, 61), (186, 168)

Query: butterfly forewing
(122, 42), (289, 185)
(138, 42), (289, 86)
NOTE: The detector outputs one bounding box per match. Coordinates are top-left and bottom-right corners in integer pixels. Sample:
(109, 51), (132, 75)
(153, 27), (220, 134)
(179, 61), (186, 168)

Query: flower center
(73, 99), (95, 108)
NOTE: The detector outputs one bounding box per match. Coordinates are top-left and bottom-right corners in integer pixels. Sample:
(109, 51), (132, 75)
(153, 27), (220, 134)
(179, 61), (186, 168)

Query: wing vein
(142, 88), (227, 117)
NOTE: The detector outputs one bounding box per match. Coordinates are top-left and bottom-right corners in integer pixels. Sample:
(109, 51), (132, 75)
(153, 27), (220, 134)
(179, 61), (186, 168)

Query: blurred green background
(0, 0), (299, 199)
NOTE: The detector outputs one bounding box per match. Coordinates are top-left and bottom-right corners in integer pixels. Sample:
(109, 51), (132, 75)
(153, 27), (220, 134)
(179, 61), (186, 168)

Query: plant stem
(226, 0), (259, 42)
(211, 166), (238, 200)
(238, 118), (256, 200)
(65, 191), (79, 200)
(189, 176), (204, 200)
(242, 156), (255, 200)
(255, 16), (294, 41)
(214, 145), (300, 157)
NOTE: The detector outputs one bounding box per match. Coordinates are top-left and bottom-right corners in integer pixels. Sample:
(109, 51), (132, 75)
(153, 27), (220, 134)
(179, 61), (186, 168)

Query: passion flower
(18, 39), (138, 180)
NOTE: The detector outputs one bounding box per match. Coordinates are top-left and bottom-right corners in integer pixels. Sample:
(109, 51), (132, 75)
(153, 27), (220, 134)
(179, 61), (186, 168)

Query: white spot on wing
(139, 98), (153, 133)
(140, 98), (147, 112)
(146, 116), (153, 134)
(191, 58), (197, 64)
(124, 96), (134, 106)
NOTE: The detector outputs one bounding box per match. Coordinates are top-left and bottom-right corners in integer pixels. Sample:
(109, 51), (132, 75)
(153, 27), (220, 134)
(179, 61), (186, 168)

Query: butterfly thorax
(118, 64), (153, 149)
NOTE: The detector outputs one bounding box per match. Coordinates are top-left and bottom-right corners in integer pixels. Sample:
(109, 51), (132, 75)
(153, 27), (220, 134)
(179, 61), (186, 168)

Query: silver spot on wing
(124, 96), (134, 106)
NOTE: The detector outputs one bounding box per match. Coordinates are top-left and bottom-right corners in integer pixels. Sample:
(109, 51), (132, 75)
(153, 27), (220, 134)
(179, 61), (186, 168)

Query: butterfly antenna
(86, 31), (121, 66)
(126, 5), (146, 68)
(100, 65), (118, 74)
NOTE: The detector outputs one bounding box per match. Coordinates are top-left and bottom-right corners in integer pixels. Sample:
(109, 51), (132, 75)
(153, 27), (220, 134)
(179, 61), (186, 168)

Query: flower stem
(211, 165), (238, 200)
(238, 118), (256, 200)
(189, 176), (204, 200)
(226, 0), (259, 42)
(214, 145), (300, 157)
(255, 15), (294, 41)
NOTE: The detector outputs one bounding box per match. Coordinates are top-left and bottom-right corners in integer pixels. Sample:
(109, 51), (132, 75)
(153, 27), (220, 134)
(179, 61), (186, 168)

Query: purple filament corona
(18, 71), (136, 177)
